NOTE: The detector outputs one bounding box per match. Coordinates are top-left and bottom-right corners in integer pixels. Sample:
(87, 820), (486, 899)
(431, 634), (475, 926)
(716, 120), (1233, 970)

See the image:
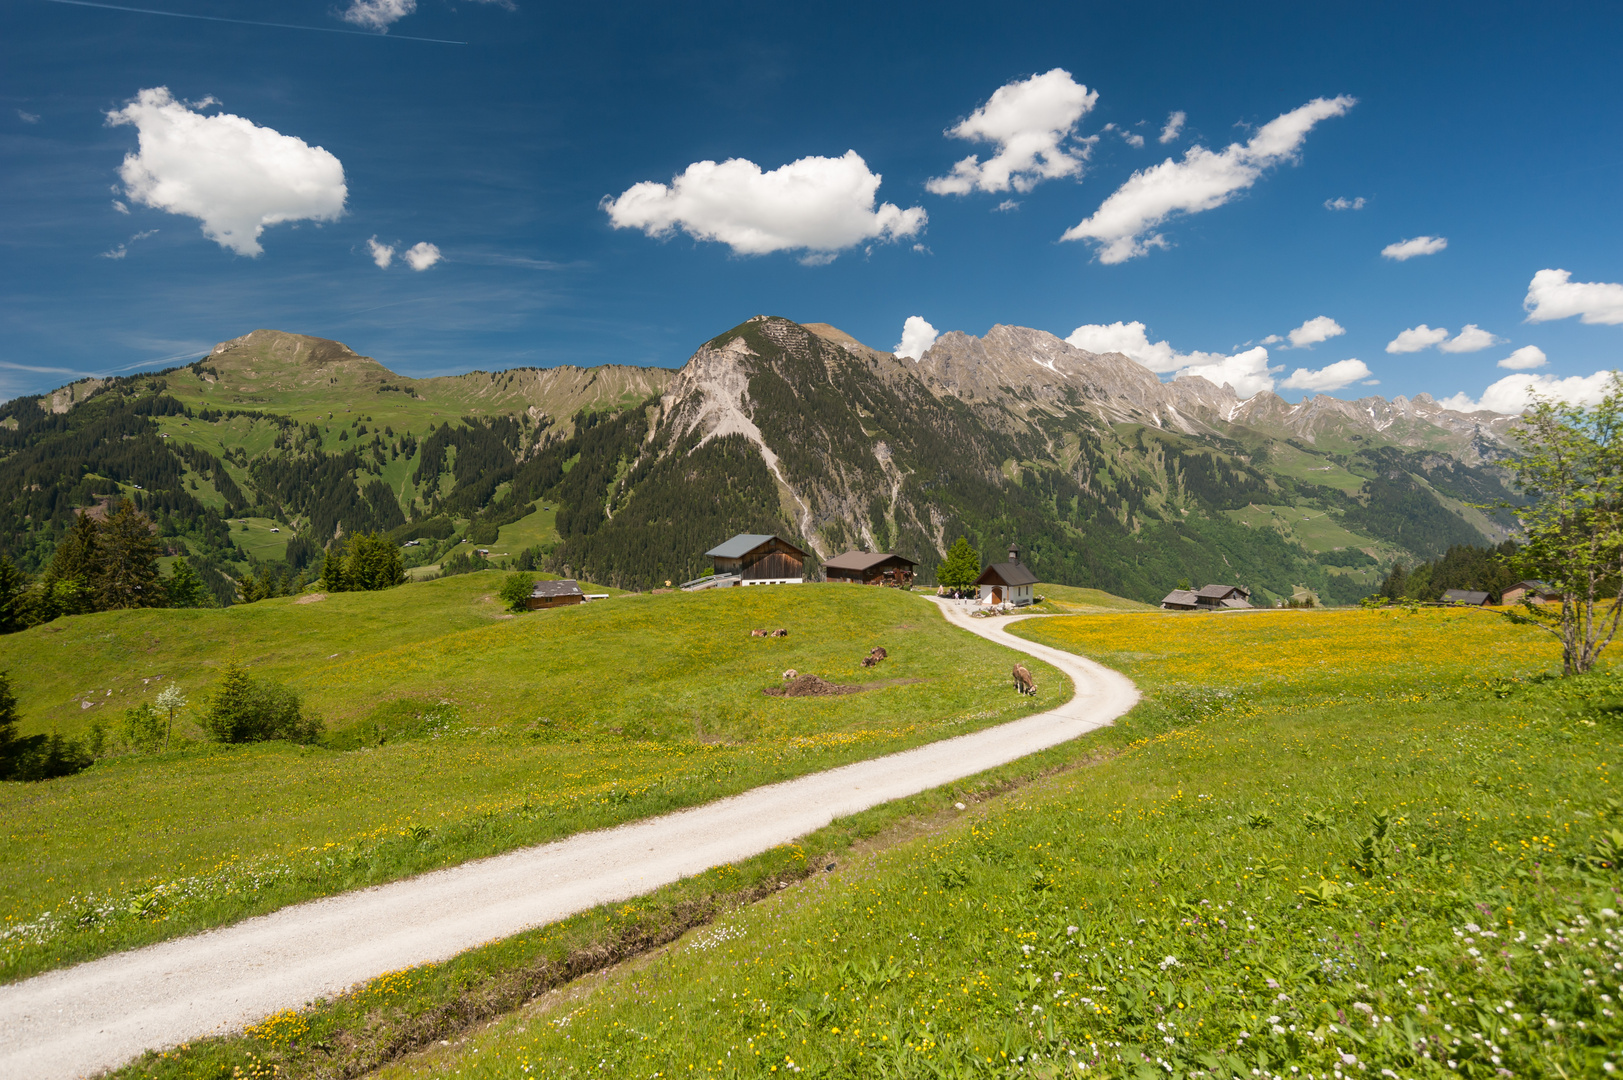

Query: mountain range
(0, 317), (1522, 606)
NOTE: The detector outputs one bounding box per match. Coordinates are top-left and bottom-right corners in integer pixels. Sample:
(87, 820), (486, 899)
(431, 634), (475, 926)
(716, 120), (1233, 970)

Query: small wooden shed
(704, 534), (808, 585)
(823, 550), (916, 587)
(528, 579), (585, 609)
(1502, 580), (1560, 605)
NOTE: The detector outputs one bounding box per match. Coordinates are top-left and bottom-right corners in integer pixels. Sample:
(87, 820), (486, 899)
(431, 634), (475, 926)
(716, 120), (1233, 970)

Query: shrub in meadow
(499, 572), (535, 613)
(202, 664), (322, 744)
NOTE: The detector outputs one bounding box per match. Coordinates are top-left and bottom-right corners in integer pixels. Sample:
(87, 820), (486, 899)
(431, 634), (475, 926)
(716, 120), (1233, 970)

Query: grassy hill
(0, 579), (1065, 982)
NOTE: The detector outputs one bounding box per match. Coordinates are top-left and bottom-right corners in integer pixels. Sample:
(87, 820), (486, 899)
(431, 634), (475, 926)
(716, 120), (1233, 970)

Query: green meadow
(281, 607), (1619, 1080)
(0, 580), (1062, 982)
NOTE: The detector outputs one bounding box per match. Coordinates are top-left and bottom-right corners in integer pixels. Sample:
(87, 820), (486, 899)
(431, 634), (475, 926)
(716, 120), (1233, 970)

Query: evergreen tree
(163, 557), (208, 608)
(41, 512), (103, 616)
(97, 500), (162, 609)
(937, 536), (982, 589)
(0, 670), (18, 763)
(0, 556), (27, 633)
(321, 537), (349, 592)
(345, 532), (406, 591)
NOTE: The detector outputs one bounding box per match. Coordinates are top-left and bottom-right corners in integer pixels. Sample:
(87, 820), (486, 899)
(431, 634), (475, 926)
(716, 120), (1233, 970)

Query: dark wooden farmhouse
(1502, 580), (1560, 605)
(704, 534), (808, 586)
(975, 544), (1038, 606)
(1441, 589), (1490, 607)
(1161, 584), (1252, 611)
(823, 550), (917, 587)
(528, 579), (585, 610)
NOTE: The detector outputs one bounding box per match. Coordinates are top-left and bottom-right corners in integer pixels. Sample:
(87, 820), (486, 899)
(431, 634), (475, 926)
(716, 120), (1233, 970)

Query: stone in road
(0, 599), (1137, 1079)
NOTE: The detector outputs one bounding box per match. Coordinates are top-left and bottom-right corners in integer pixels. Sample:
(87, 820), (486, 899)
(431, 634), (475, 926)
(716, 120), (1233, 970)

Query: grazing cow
(783, 669), (798, 681)
(1012, 663), (1036, 695)
(869, 646), (888, 660)
(861, 656), (878, 668)
(750, 629), (769, 637)
(770, 628), (789, 638)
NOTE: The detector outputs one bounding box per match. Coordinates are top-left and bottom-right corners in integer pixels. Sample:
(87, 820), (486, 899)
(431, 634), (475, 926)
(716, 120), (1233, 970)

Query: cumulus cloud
(1324, 196), (1365, 210)
(18, 109), (40, 124)
(1523, 268), (1623, 325)
(994, 199), (1020, 212)
(1437, 324), (1499, 353)
(1285, 315), (1345, 349)
(894, 316), (939, 360)
(603, 151), (925, 262)
(112, 199), (129, 214)
(1438, 371), (1613, 414)
(105, 87), (345, 257)
(1280, 358), (1372, 392)
(925, 69), (1098, 196)
(1122, 131), (1145, 149)
(1158, 111), (1185, 144)
(1381, 235), (1446, 261)
(341, 0), (415, 30)
(1060, 95), (1355, 264)
(1386, 324), (1449, 353)
(1497, 345), (1548, 370)
(1066, 320), (1278, 396)
(403, 241), (441, 270)
(367, 236), (395, 268)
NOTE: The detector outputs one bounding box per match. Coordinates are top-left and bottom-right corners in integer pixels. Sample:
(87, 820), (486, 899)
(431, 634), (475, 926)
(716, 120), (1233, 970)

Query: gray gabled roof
(823, 550), (916, 571)
(976, 560), (1039, 587)
(704, 533), (807, 559)
(531, 578), (584, 598)
(1442, 589), (1490, 605)
(1161, 589), (1200, 607)
(1196, 583), (1247, 599)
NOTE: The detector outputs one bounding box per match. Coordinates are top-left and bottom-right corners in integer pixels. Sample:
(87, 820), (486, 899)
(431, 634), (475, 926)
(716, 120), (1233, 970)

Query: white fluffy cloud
(1060, 96), (1354, 264)
(1381, 235), (1447, 261)
(1066, 320), (1278, 396)
(105, 88), (345, 257)
(926, 69), (1098, 196)
(1324, 196), (1365, 210)
(342, 0), (415, 30)
(403, 241), (441, 271)
(1523, 268), (1623, 325)
(367, 236), (394, 268)
(1437, 324), (1499, 353)
(894, 316), (939, 360)
(1385, 324), (1449, 353)
(1497, 345), (1548, 370)
(1286, 315), (1345, 349)
(1158, 111), (1185, 144)
(603, 151), (925, 262)
(1438, 371), (1613, 414)
(1280, 358), (1372, 392)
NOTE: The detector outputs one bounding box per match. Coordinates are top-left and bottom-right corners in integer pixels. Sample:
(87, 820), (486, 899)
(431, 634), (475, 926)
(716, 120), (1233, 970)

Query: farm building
(1441, 589), (1490, 607)
(1161, 584), (1253, 611)
(823, 550), (916, 587)
(975, 545), (1038, 606)
(1502, 580), (1560, 605)
(703, 534), (808, 586)
(528, 579), (585, 609)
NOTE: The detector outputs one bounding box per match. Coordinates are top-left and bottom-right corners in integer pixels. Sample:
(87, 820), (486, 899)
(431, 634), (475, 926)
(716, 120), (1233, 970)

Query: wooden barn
(704, 534), (808, 586)
(975, 544), (1039, 606)
(527, 578), (585, 609)
(823, 550), (916, 587)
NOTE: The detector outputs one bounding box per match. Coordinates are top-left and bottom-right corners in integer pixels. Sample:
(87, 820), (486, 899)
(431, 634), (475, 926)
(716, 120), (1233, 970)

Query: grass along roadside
(0, 584), (1064, 983)
(333, 606), (1622, 1079)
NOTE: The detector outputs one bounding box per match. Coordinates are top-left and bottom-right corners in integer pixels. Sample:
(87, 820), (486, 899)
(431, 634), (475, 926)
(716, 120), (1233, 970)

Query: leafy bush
(121, 702), (166, 753)
(499, 572), (535, 612)
(201, 665), (322, 744)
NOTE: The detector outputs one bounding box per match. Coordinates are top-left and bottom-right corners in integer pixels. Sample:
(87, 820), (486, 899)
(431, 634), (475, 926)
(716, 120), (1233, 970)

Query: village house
(823, 550), (917, 587)
(528, 579), (585, 610)
(702, 534), (808, 586)
(1502, 580), (1561, 605)
(975, 544), (1038, 607)
(1161, 584), (1253, 611)
(1440, 588), (1490, 607)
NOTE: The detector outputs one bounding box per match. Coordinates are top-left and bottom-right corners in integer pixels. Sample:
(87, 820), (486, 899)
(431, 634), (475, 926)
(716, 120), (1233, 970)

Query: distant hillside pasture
(369, 608), (1620, 1080)
(0, 581), (1060, 982)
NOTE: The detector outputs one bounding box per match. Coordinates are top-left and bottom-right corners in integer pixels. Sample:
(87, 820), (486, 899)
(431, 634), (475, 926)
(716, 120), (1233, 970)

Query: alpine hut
(823, 550), (917, 587)
(975, 544), (1038, 607)
(703, 534), (808, 586)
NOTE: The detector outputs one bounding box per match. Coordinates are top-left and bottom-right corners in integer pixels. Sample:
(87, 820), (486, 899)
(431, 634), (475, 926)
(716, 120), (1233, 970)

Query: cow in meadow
(783, 669), (798, 681)
(770, 628), (789, 638)
(869, 646), (887, 660)
(1012, 663), (1036, 695)
(750, 628), (770, 637)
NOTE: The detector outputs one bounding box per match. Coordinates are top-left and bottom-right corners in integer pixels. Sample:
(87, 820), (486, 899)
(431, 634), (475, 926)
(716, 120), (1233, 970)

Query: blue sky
(3, 0), (1621, 410)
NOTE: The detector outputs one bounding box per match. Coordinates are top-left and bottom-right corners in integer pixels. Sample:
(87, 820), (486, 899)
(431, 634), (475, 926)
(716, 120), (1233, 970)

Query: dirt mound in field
(763, 674), (867, 698)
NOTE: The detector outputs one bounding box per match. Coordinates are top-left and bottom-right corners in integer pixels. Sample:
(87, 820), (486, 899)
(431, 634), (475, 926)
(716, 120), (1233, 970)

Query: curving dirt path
(0, 599), (1137, 1079)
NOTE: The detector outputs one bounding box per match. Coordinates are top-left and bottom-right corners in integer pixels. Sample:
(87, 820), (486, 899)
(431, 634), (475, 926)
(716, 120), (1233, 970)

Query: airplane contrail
(42, 0), (468, 44)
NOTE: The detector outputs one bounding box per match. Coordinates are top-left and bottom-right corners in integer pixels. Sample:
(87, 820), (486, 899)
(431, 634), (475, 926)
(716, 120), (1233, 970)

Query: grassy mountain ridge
(1, 319), (1520, 604)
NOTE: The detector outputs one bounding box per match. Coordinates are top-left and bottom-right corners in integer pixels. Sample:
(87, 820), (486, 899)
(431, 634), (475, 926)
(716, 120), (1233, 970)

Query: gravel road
(0, 599), (1138, 1078)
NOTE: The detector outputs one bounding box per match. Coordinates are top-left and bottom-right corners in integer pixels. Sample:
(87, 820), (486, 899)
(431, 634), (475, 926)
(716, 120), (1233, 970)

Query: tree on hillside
(345, 533), (406, 591)
(0, 556), (27, 634)
(937, 536), (982, 590)
(500, 571), (536, 612)
(321, 537), (348, 592)
(0, 671), (18, 768)
(163, 557), (209, 608)
(41, 512), (103, 617)
(1503, 372), (1623, 675)
(98, 500), (162, 609)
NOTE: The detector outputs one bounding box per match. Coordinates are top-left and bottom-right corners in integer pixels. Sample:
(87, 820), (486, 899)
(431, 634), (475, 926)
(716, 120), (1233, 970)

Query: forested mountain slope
(0, 318), (1521, 606)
